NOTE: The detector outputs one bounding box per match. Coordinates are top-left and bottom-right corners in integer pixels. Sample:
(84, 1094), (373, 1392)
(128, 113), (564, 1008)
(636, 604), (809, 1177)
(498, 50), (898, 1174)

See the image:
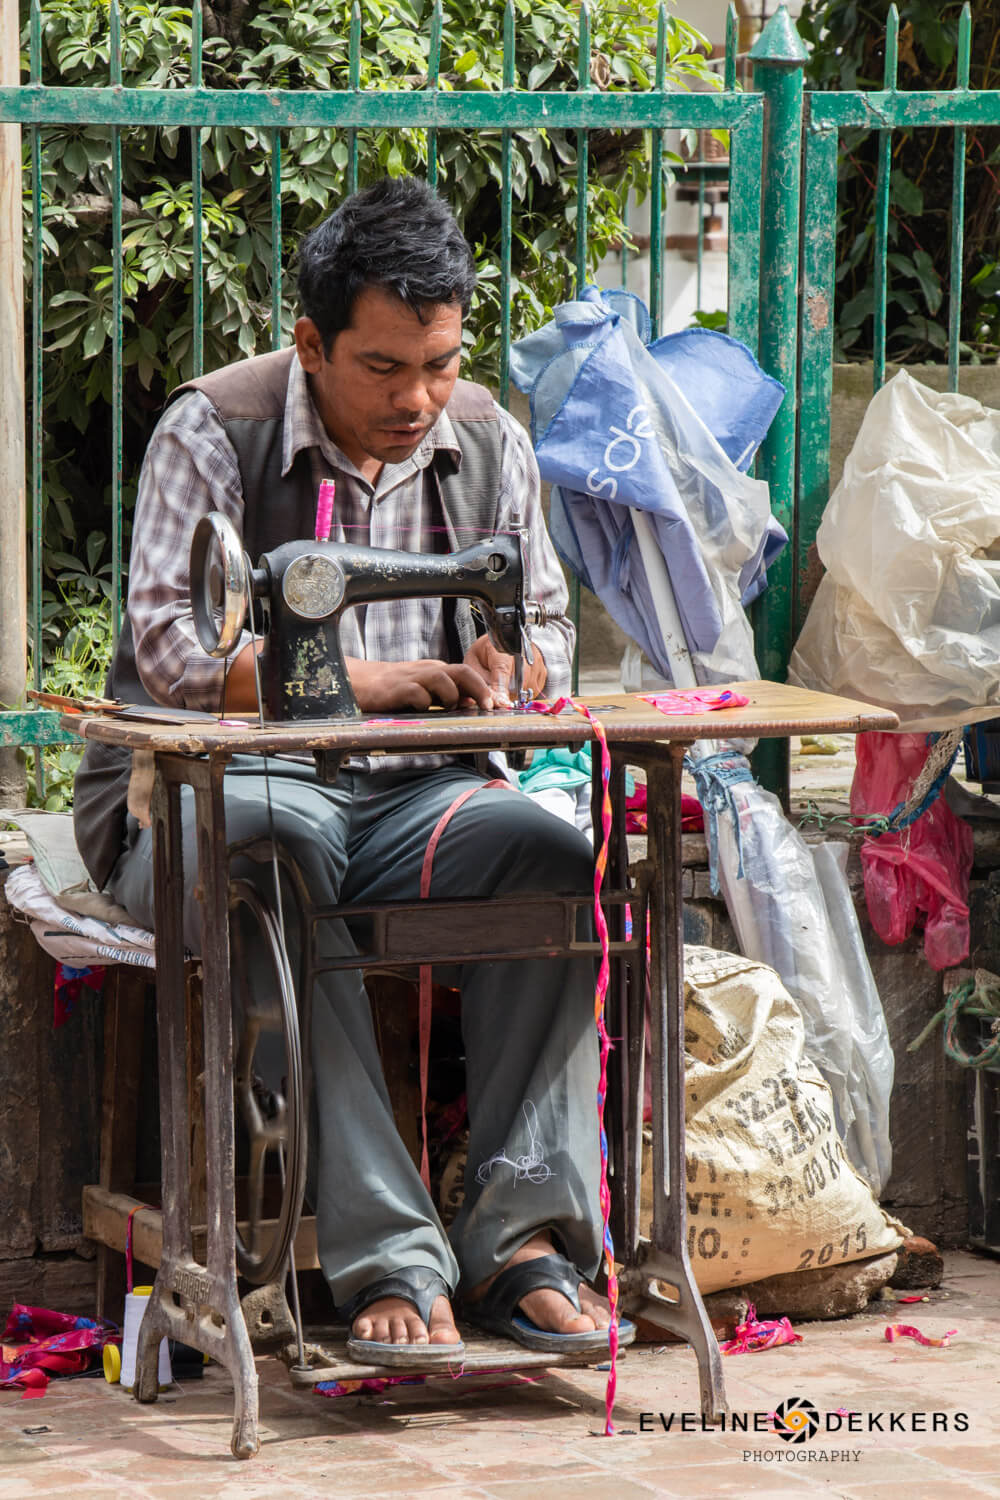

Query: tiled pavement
(1, 1250), (997, 1499)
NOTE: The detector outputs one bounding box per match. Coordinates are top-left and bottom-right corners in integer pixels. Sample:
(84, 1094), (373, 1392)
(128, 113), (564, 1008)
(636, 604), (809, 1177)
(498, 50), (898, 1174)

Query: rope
(868, 728), (964, 839)
(528, 696), (619, 1437)
(908, 975), (1000, 1070)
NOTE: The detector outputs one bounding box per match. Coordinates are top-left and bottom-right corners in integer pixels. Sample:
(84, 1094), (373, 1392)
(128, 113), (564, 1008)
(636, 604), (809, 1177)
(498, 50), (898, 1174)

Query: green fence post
(749, 8), (808, 804)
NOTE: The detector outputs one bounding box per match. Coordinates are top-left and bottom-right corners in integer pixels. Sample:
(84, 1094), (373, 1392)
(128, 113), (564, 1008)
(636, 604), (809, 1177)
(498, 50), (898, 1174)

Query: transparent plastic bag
(851, 731), (973, 971)
(693, 751), (894, 1194)
(789, 369), (1000, 731)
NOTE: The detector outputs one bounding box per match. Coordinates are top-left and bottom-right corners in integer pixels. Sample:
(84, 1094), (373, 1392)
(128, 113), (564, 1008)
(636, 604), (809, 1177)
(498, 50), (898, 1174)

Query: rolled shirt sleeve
(127, 392), (253, 710)
(493, 404), (575, 699)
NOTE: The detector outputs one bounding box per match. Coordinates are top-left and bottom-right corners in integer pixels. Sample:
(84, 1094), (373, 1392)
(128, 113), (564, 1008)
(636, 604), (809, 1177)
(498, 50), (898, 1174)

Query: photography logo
(773, 1397), (820, 1444)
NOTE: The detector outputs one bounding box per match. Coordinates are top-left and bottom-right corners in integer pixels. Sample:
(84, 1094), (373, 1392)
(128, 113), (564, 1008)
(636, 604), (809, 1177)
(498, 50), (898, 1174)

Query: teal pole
(749, 8), (808, 805)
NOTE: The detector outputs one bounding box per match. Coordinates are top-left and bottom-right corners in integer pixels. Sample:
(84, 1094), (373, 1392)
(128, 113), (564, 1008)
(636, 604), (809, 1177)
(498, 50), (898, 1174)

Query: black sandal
(340, 1266), (465, 1368)
(460, 1251), (636, 1355)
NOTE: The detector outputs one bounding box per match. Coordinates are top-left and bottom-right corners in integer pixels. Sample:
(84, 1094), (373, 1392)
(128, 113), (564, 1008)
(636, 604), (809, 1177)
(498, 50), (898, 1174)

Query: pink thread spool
(315, 478), (335, 542)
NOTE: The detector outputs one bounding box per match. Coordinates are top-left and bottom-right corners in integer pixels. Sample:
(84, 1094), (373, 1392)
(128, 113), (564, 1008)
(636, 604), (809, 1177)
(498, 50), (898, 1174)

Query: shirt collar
(281, 353), (463, 482)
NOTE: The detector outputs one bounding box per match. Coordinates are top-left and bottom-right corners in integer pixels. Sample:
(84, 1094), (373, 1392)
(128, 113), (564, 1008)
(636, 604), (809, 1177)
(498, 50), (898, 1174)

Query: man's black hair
(297, 176), (477, 351)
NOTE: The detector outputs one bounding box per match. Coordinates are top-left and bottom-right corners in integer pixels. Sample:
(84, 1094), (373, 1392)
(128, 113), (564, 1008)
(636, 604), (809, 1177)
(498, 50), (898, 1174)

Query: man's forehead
(345, 284), (463, 335)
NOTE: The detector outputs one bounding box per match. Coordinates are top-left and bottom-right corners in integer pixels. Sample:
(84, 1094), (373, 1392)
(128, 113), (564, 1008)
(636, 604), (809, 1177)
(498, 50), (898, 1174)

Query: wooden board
(82, 1185), (322, 1271)
(282, 1325), (613, 1385)
(64, 682), (898, 757)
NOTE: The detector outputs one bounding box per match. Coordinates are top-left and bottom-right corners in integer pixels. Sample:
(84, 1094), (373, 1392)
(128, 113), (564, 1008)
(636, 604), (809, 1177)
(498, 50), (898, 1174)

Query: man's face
(294, 285), (463, 472)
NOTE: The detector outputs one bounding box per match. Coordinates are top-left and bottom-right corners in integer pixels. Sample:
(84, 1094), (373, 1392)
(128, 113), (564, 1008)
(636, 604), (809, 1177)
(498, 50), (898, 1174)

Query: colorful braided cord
(529, 697), (619, 1435)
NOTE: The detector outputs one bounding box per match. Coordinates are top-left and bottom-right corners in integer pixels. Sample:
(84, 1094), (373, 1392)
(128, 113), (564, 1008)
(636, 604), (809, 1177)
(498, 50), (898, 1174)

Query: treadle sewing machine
(69, 514), (897, 1459)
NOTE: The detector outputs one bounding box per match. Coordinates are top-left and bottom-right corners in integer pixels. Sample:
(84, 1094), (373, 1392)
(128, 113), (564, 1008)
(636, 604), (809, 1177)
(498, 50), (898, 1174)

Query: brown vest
(73, 349), (503, 888)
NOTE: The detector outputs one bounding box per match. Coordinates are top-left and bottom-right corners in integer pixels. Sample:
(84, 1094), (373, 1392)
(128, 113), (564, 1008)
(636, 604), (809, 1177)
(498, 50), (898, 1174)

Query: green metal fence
(0, 0), (775, 766)
(4, 1), (989, 801)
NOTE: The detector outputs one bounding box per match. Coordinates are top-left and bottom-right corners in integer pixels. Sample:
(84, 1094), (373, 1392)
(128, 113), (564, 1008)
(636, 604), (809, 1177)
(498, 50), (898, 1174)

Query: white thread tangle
(475, 1101), (554, 1186)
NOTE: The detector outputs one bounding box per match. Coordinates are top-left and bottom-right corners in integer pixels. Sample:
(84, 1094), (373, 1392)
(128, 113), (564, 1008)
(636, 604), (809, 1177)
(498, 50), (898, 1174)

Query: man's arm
(461, 405), (575, 702)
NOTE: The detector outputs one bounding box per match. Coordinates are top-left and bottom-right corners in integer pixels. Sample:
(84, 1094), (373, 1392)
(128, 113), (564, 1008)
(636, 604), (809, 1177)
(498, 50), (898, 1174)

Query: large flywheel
(229, 877), (306, 1286)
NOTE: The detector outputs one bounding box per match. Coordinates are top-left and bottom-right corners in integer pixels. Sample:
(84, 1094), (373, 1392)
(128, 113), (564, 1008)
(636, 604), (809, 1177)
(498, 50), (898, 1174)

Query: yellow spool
(103, 1342), (122, 1383)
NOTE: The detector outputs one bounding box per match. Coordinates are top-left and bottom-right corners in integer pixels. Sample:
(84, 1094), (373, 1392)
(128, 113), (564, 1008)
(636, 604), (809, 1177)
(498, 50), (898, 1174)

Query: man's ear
(294, 316), (326, 373)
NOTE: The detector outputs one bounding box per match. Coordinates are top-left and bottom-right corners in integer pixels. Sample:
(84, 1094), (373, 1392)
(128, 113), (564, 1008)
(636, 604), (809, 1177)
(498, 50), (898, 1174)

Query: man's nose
(389, 372), (430, 415)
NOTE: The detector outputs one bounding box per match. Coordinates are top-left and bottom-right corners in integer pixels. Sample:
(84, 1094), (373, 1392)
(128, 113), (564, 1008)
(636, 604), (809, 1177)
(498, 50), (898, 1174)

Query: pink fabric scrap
(720, 1303), (803, 1356)
(639, 688), (750, 716)
(884, 1323), (957, 1348)
(1, 1304), (118, 1398)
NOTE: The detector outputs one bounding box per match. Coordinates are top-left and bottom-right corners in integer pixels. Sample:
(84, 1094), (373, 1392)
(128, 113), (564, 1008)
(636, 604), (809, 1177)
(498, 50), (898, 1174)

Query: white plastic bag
(694, 751), (894, 1195)
(789, 368), (1000, 731)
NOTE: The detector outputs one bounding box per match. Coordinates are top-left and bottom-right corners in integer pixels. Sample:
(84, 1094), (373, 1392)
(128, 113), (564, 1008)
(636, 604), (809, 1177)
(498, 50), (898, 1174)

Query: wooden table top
(63, 682), (898, 758)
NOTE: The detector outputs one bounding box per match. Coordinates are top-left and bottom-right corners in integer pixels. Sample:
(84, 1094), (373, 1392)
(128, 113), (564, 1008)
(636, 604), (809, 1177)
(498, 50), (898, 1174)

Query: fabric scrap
(884, 1323), (957, 1347)
(720, 1303), (803, 1355)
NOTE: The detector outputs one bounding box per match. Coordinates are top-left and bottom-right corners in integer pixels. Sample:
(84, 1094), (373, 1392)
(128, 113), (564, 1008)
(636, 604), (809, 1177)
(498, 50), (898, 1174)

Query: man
(75, 176), (631, 1363)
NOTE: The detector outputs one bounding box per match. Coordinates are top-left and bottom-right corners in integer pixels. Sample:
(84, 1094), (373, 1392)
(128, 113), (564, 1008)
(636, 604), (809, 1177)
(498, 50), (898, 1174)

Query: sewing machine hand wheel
(229, 879), (306, 1286)
(191, 511), (251, 659)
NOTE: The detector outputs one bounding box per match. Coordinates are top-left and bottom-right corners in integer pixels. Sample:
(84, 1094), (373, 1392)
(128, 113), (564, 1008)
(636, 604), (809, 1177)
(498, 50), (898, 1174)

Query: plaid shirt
(127, 354), (574, 731)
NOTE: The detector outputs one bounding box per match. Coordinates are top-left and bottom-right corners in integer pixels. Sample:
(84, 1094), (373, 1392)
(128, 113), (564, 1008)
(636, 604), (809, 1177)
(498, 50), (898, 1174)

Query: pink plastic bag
(850, 733), (972, 971)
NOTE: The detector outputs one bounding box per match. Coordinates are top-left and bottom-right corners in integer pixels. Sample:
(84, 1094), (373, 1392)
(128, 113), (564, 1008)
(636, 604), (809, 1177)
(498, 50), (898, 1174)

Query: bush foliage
(27, 0), (714, 570)
(798, 0), (1000, 362)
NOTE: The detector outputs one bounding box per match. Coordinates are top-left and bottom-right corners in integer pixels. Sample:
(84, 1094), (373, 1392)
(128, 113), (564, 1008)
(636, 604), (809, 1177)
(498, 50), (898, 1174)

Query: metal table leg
(133, 754), (260, 1460)
(618, 742), (727, 1422)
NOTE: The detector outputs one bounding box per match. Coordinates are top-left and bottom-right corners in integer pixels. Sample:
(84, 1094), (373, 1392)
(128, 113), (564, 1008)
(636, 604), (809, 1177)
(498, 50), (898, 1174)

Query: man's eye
(367, 363), (396, 376)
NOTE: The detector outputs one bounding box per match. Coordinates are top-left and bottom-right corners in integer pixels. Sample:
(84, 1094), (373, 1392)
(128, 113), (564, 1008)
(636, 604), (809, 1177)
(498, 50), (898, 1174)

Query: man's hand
(347, 656), (498, 712)
(463, 634), (547, 707)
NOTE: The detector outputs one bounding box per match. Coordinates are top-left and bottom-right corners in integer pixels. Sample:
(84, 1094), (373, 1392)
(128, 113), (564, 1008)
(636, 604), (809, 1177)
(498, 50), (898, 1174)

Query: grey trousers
(109, 756), (603, 1307)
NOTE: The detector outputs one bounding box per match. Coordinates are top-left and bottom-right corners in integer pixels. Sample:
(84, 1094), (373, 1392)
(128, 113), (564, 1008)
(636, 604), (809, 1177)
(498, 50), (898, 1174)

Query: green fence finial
(748, 6), (809, 66)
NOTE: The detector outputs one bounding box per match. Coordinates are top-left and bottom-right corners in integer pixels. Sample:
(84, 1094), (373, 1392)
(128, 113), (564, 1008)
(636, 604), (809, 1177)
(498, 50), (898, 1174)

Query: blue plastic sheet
(511, 288), (787, 684)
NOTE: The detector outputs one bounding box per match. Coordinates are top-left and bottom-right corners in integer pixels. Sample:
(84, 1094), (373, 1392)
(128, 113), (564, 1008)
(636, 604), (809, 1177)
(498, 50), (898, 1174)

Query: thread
(475, 1101), (554, 1186)
(527, 696), (620, 1435)
(315, 478), (336, 541)
(107, 1287), (172, 1391)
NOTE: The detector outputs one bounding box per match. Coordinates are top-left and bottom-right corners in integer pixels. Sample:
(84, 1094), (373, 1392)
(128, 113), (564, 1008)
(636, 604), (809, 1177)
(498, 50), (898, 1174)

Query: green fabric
(518, 746), (634, 796)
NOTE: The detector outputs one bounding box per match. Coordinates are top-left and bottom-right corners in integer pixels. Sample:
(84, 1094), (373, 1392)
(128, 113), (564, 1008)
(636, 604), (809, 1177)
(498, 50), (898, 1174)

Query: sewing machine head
(190, 512), (544, 721)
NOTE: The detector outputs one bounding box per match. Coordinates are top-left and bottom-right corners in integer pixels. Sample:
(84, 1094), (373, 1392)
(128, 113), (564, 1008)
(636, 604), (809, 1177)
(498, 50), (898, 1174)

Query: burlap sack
(672, 946), (906, 1294)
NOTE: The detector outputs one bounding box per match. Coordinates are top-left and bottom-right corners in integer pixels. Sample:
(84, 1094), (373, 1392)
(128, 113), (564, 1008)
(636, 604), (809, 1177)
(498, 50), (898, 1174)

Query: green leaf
(890, 172), (923, 218)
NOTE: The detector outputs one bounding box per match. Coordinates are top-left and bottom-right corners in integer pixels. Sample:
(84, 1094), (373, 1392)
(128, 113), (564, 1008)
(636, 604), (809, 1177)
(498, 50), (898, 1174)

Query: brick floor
(1, 1250), (997, 1498)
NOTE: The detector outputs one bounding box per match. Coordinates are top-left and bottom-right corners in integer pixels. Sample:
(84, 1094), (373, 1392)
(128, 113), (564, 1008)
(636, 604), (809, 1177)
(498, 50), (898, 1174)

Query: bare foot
(351, 1293), (461, 1347)
(468, 1232), (612, 1335)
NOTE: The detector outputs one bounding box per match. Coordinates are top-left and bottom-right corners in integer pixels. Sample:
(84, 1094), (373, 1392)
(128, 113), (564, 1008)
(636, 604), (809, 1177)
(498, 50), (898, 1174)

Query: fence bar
(649, 5), (667, 339)
(270, 130), (282, 350)
(809, 89), (1000, 131)
(696, 169), (705, 309)
(190, 0), (204, 380)
(427, 0), (441, 189)
(948, 4), (972, 392)
(347, 3), (361, 194)
(725, 3), (737, 95)
(498, 1), (514, 409)
(569, 4), (593, 691)
(620, 196), (630, 288)
(749, 10), (808, 801)
(29, 0), (41, 699)
(574, 2), (591, 295)
(872, 5), (897, 394)
(0, 87), (760, 131)
(726, 105), (763, 354)
(797, 114), (838, 634)
(110, 0), (124, 643)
